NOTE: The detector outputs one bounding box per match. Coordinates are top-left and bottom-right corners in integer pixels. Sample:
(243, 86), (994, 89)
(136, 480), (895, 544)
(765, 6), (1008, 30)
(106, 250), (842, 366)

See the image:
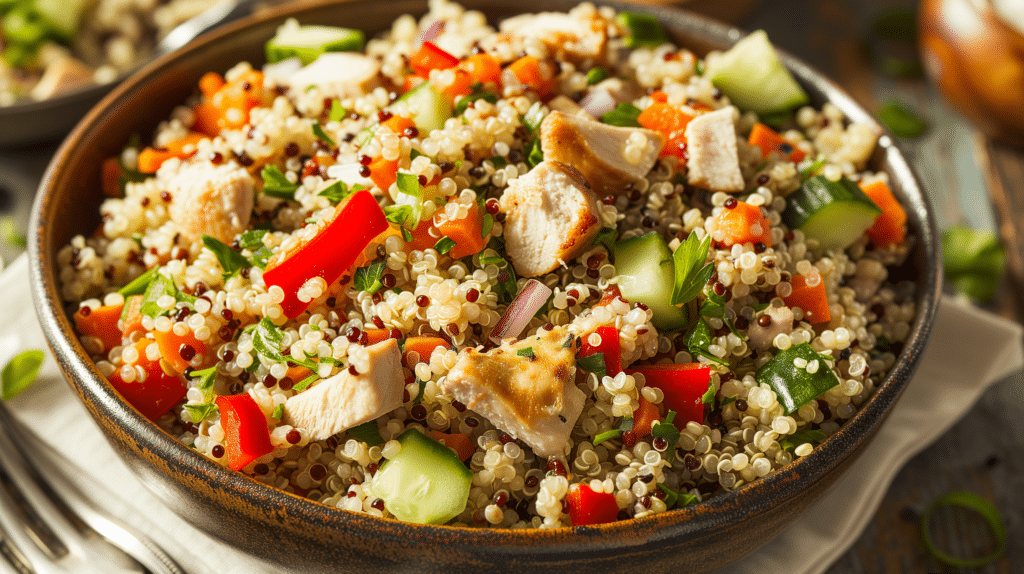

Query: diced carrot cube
(860, 181), (907, 248)
(436, 202), (486, 259)
(784, 273), (831, 324)
(714, 201), (773, 247)
(367, 155), (399, 191)
(748, 122), (806, 162)
(153, 327), (208, 374)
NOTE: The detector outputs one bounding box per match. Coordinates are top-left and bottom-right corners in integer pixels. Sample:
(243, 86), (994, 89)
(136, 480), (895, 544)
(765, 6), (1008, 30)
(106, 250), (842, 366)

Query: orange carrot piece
(637, 102), (694, 158)
(364, 329), (391, 345)
(714, 201), (773, 247)
(119, 295), (146, 340)
(428, 430), (475, 462)
(437, 202), (486, 259)
(747, 122), (806, 162)
(73, 302), (125, 353)
(381, 115), (417, 136)
(136, 148), (178, 174)
(784, 273), (831, 324)
(649, 90), (668, 103)
(367, 155), (399, 191)
(101, 156), (125, 198)
(461, 53), (501, 85)
(402, 218), (438, 253)
(439, 68), (475, 98)
(165, 131), (208, 155)
(198, 71), (226, 98)
(860, 181), (907, 248)
(153, 328), (208, 374)
(508, 55), (555, 97)
(402, 336), (451, 368)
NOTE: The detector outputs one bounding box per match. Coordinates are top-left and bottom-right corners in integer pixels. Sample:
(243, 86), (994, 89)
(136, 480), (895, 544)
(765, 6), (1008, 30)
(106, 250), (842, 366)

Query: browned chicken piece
(546, 95), (594, 119)
(283, 340), (404, 441)
(684, 106), (745, 192)
(29, 56), (94, 100)
(499, 160), (602, 277)
(440, 327), (584, 458)
(498, 11), (606, 64)
(540, 110), (664, 196)
(747, 305), (795, 352)
(165, 161), (254, 244)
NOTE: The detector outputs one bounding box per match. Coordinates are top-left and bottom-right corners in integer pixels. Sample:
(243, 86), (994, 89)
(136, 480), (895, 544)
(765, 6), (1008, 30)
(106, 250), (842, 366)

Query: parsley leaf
(252, 317), (286, 362)
(140, 273), (178, 318)
(292, 371), (320, 392)
(522, 101), (545, 133)
(576, 353), (607, 379)
(1, 350), (45, 400)
(526, 136), (544, 168)
(779, 429), (828, 452)
(686, 317), (728, 366)
(238, 229), (267, 250)
(117, 267), (159, 297)
(353, 260), (386, 294)
(516, 346), (535, 359)
(601, 102), (642, 127)
(191, 366), (218, 396)
(586, 67), (608, 85)
(202, 235), (250, 278)
(800, 156), (827, 183)
(394, 172), (425, 227)
(272, 404), (285, 420)
(184, 403), (219, 423)
(434, 237), (457, 255)
(312, 123), (336, 147)
(877, 100), (928, 138)
(319, 181), (360, 205)
(455, 83), (498, 115)
(672, 231), (714, 305)
(651, 410), (680, 444)
(701, 378), (716, 406)
(593, 226), (617, 251)
(348, 421), (384, 445)
(260, 165), (299, 201)
(481, 213), (494, 238)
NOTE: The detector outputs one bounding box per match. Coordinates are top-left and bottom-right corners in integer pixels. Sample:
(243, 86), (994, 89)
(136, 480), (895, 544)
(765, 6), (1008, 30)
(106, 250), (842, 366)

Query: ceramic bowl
(29, 0), (942, 572)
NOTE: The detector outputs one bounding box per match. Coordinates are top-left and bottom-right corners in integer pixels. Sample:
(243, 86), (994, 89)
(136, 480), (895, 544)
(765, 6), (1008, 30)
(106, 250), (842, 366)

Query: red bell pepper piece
(106, 339), (187, 421)
(410, 41), (460, 76)
(626, 363), (711, 426)
(216, 393), (273, 471)
(262, 190), (387, 319)
(579, 325), (621, 376)
(565, 483), (619, 526)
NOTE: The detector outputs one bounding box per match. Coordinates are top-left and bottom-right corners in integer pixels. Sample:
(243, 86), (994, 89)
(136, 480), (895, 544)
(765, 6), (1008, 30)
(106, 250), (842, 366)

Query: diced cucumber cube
(706, 30), (809, 115)
(370, 429), (471, 525)
(783, 175), (882, 251)
(265, 20), (365, 65)
(614, 232), (689, 331)
(397, 81), (452, 135)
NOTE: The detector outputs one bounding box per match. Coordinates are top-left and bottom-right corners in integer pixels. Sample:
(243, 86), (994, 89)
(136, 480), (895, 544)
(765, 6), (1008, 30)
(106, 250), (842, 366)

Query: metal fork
(0, 400), (188, 574)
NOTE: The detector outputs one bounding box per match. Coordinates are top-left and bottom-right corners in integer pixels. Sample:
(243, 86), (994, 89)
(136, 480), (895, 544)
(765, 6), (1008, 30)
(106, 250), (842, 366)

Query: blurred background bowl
(29, 0), (941, 572)
(919, 0), (1024, 148)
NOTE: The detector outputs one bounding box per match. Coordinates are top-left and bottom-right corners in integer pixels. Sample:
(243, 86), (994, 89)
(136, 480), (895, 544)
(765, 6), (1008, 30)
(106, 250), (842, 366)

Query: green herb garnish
(455, 83), (498, 115)
(516, 346), (535, 359)
(348, 420), (384, 446)
(576, 353), (607, 379)
(353, 259), (386, 294)
(260, 165), (299, 201)
(601, 102), (643, 127)
(202, 235), (250, 278)
(586, 67), (608, 85)
(184, 403), (218, 423)
(671, 231), (714, 306)
(1, 349), (45, 400)
(271, 403), (285, 420)
(329, 99), (347, 122)
(117, 267), (159, 297)
(312, 123), (336, 147)
(319, 181), (361, 205)
(593, 429), (621, 446)
(434, 237), (457, 255)
(778, 429), (827, 451)
(650, 410), (681, 444)
(942, 226), (1005, 303)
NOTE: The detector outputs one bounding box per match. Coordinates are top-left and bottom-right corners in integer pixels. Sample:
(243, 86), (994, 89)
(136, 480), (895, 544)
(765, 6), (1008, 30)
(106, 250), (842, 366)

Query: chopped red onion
(417, 20), (445, 47)
(579, 89), (616, 117)
(490, 279), (552, 344)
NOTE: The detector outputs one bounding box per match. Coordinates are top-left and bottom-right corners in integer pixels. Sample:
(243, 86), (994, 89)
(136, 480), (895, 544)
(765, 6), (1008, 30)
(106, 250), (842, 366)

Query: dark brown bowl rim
(28, 0), (942, 556)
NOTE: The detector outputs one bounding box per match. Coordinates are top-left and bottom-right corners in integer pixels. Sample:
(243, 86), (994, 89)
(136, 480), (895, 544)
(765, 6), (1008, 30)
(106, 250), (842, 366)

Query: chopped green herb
(522, 101), (546, 133)
(329, 99), (347, 122)
(319, 181), (360, 205)
(671, 231), (714, 306)
(1, 349), (45, 400)
(593, 429), (621, 446)
(650, 411), (680, 444)
(395, 171), (425, 227)
(191, 365), (218, 395)
(401, 226), (414, 242)
(384, 204), (414, 227)
(576, 353), (607, 379)
(592, 226), (617, 251)
(413, 377), (427, 404)
(488, 156), (507, 169)
(433, 236), (457, 255)
(720, 396), (737, 407)
(292, 372), (320, 392)
(184, 403), (218, 423)
(686, 317), (727, 366)
(481, 213), (494, 239)
(877, 100), (928, 138)
(693, 59), (705, 77)
(586, 67), (608, 85)
(516, 346), (535, 359)
(249, 246), (273, 270)
(271, 404), (285, 420)
(312, 122), (336, 147)
(755, 342), (840, 414)
(252, 317), (286, 362)
(615, 11), (668, 48)
(657, 483), (679, 508)
(701, 380), (716, 406)
(202, 235), (250, 278)
(238, 229), (268, 250)
(260, 165), (299, 201)
(525, 137), (544, 168)
(348, 420), (385, 446)
(942, 226), (1005, 303)
(601, 102), (643, 127)
(455, 83), (498, 115)
(139, 273), (178, 319)
(117, 267), (159, 297)
(353, 259), (387, 294)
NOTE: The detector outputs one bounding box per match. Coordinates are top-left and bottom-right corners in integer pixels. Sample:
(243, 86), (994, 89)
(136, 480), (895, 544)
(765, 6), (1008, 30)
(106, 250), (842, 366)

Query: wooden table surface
(1, 1), (1022, 572)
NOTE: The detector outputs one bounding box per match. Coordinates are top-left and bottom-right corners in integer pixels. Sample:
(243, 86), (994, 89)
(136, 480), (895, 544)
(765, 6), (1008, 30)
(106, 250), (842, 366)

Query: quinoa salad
(59, 0), (917, 529)
(0, 0), (224, 105)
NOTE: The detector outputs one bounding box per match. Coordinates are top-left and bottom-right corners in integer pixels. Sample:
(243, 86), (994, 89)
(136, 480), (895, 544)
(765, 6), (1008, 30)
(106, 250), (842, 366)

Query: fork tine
(0, 455), (62, 574)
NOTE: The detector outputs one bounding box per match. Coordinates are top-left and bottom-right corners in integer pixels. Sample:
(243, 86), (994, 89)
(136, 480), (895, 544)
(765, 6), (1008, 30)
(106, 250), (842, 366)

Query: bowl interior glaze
(29, 1), (942, 572)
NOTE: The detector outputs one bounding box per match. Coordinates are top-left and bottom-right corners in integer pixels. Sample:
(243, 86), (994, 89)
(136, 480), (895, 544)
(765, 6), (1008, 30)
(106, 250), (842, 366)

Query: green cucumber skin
(754, 343), (840, 414)
(614, 232), (689, 331)
(708, 30), (809, 114)
(370, 428), (471, 525)
(398, 81), (452, 134)
(265, 26), (365, 65)
(783, 175), (882, 250)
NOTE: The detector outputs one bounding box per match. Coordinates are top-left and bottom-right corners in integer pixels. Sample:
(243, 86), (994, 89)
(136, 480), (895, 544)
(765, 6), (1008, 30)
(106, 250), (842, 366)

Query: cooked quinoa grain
(61, 1), (916, 528)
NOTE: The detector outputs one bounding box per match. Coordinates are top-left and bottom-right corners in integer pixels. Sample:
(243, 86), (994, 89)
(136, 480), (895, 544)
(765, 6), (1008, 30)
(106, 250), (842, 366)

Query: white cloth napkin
(2, 253), (1021, 574)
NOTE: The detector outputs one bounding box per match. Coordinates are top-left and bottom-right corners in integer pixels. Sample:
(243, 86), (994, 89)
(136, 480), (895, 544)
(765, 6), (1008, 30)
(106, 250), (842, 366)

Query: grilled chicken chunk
(499, 160), (602, 277)
(498, 11), (606, 63)
(540, 110), (664, 196)
(283, 340), (403, 441)
(440, 327), (584, 458)
(684, 106), (745, 192)
(166, 161), (254, 244)
(287, 52), (381, 98)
